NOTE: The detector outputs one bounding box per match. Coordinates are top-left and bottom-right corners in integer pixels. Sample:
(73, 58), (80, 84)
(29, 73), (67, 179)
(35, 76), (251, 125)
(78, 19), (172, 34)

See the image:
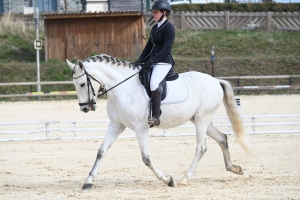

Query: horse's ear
(78, 60), (84, 69)
(66, 59), (76, 70)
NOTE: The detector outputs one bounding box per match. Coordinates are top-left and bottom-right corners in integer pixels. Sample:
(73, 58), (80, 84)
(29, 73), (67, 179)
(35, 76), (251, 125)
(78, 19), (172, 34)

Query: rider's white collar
(157, 18), (167, 29)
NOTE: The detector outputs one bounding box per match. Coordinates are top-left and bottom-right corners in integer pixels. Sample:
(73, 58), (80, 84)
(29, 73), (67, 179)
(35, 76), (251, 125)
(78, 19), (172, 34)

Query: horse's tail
(219, 79), (254, 156)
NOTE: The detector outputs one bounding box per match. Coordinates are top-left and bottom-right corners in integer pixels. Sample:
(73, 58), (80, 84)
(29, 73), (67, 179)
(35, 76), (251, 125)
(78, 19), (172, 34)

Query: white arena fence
(0, 75), (299, 98)
(0, 114), (299, 142)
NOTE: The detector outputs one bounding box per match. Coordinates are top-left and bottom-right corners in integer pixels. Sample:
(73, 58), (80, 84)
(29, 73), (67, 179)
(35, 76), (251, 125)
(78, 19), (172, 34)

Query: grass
(0, 14), (44, 62)
(173, 29), (300, 59)
(0, 14), (299, 100)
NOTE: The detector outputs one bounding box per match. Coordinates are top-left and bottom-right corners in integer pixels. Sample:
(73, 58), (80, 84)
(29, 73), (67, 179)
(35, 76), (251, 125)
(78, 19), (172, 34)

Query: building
(42, 11), (146, 60)
(0, 0), (147, 14)
(0, 0), (85, 14)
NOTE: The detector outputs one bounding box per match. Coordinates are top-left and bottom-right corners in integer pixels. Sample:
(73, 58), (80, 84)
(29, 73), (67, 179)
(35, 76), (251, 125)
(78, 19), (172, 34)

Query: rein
(73, 66), (141, 106)
(98, 70), (140, 97)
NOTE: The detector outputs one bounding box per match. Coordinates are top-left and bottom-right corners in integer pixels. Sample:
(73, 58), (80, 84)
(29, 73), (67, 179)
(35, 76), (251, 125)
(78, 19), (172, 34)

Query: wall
(0, 0), (82, 14)
(43, 12), (146, 60)
(0, 0), (148, 14)
(58, 0), (81, 12)
(110, 0), (144, 11)
(2, 0), (31, 14)
(86, 0), (108, 12)
(0, 0), (3, 13)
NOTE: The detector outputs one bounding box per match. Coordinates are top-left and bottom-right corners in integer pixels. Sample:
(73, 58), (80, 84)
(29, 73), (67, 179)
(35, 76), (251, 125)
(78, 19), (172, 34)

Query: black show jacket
(139, 19), (175, 65)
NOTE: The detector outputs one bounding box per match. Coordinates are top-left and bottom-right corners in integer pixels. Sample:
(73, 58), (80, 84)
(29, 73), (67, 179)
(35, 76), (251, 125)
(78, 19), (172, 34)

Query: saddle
(139, 66), (178, 101)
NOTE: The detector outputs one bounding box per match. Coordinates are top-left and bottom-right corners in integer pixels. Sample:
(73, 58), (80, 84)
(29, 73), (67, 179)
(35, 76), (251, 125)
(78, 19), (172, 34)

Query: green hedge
(171, 3), (300, 12)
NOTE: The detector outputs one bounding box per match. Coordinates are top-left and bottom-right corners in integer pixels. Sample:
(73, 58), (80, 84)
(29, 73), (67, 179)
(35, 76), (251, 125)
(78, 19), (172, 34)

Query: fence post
(225, 11), (230, 30)
(267, 12), (272, 31)
(237, 77), (240, 95)
(227, 118), (232, 134)
(181, 11), (185, 30)
(45, 123), (50, 138)
(252, 117), (256, 133)
(211, 46), (215, 77)
(71, 122), (76, 138)
(289, 76), (292, 94)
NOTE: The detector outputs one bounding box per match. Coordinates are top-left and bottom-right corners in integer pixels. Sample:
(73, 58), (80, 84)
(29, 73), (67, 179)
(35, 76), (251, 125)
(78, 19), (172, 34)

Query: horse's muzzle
(82, 106), (90, 113)
(90, 103), (97, 111)
(80, 102), (97, 113)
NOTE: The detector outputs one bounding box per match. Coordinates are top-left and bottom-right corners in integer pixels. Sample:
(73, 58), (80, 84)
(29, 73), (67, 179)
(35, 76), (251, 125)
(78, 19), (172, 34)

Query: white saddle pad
(141, 76), (189, 105)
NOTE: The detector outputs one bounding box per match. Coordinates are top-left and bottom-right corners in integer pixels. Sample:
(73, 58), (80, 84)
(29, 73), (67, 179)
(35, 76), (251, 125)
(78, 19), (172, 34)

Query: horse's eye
(80, 83), (85, 87)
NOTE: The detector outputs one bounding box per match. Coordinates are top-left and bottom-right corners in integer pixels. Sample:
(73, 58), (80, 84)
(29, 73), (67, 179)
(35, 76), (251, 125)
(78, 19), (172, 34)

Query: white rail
(0, 75), (299, 98)
(0, 114), (299, 142)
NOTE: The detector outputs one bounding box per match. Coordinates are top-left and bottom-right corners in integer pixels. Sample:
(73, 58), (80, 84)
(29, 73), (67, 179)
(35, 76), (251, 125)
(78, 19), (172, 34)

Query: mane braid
(84, 54), (136, 69)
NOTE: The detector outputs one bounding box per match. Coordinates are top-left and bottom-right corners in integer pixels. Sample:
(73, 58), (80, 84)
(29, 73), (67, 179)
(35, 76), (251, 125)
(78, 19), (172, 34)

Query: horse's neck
(87, 61), (137, 85)
(87, 61), (140, 99)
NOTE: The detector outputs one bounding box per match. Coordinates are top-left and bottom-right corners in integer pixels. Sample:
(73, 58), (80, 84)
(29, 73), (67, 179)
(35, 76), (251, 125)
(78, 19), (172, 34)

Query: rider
(134, 0), (176, 127)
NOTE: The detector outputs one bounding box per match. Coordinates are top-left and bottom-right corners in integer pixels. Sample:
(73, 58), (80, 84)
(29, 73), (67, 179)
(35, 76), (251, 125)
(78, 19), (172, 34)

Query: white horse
(66, 54), (252, 190)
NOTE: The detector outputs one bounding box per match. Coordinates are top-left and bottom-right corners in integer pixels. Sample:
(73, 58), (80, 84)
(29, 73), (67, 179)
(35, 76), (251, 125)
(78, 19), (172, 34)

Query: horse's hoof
(82, 183), (93, 190)
(227, 165), (244, 175)
(234, 165), (244, 175)
(177, 177), (188, 186)
(167, 176), (175, 187)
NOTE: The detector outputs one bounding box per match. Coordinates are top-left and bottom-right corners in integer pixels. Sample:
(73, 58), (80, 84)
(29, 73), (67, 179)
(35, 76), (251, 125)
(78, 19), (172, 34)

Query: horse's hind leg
(206, 122), (243, 175)
(82, 121), (125, 190)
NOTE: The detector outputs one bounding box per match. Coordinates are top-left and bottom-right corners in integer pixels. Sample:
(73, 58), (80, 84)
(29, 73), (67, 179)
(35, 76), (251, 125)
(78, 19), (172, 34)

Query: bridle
(73, 68), (103, 107)
(73, 66), (140, 107)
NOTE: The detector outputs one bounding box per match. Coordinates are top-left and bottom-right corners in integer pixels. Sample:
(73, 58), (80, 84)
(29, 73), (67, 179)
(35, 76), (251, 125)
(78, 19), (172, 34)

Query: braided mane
(83, 54), (137, 69)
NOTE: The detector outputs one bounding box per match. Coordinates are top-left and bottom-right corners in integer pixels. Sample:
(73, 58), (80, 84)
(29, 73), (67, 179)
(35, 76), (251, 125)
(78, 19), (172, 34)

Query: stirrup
(148, 116), (160, 128)
(148, 119), (155, 128)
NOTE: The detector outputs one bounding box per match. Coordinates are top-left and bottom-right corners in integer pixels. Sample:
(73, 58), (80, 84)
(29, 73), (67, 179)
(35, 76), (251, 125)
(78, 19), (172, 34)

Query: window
(37, 0), (57, 12)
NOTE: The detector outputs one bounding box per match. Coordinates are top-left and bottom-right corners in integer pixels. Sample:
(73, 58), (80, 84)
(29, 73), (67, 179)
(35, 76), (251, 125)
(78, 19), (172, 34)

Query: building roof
(42, 11), (144, 19)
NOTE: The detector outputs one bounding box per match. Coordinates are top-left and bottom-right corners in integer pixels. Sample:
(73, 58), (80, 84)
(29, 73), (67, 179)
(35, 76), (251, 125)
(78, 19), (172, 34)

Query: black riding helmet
(151, 0), (171, 22)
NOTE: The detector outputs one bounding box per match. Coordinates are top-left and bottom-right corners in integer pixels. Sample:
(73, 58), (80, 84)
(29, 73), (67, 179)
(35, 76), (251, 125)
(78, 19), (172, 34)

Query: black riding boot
(150, 88), (161, 126)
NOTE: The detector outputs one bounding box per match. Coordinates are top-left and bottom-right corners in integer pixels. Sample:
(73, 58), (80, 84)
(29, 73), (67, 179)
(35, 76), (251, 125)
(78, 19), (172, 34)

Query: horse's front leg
(178, 115), (209, 186)
(135, 127), (175, 187)
(82, 121), (125, 190)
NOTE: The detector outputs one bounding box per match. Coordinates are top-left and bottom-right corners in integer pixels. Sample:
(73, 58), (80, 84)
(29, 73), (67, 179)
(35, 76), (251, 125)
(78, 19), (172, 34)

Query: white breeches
(150, 63), (172, 91)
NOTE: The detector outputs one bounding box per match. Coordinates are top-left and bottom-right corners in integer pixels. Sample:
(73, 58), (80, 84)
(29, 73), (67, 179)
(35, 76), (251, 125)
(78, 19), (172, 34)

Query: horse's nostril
(83, 107), (89, 113)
